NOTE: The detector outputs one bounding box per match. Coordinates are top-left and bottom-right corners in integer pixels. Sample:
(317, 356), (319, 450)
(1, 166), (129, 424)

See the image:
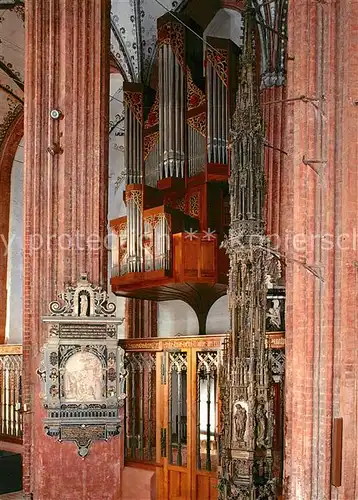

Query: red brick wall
(23, 1), (119, 498)
(283, 1), (358, 498)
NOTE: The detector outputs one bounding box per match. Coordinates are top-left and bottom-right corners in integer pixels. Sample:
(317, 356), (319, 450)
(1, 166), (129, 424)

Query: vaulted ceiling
(0, 0), (288, 152)
(0, 2), (24, 145)
(110, 0), (188, 83)
(0, 0), (191, 151)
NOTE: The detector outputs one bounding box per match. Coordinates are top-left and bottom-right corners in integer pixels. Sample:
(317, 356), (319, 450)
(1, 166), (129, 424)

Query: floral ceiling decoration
(110, 0), (188, 84)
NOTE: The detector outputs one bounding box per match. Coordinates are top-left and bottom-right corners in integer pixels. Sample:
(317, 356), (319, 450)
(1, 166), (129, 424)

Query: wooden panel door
(156, 347), (220, 500)
(157, 349), (193, 500)
(191, 349), (219, 500)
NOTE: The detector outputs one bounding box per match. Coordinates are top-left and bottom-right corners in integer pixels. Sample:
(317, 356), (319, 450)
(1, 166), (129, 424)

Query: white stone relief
(267, 299), (281, 329)
(63, 351), (103, 403)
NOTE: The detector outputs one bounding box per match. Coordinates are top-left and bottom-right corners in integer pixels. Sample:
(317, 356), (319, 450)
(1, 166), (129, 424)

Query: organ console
(110, 13), (241, 333)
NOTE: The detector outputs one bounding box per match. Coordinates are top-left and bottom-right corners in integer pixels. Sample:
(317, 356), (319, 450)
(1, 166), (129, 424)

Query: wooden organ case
(110, 14), (240, 334)
(111, 12), (286, 500)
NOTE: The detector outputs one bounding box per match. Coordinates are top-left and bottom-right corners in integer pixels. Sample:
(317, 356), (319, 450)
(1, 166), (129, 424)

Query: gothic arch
(0, 110), (23, 343)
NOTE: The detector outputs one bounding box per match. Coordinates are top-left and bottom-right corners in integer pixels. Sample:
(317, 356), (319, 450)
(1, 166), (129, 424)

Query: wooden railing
(0, 345), (23, 442)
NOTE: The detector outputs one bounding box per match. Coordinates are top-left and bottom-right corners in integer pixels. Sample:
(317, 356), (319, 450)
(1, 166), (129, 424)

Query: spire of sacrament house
(218, 3), (280, 498)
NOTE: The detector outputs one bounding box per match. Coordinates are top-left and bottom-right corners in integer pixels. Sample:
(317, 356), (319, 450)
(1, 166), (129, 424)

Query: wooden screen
(121, 333), (285, 499)
(121, 336), (224, 500)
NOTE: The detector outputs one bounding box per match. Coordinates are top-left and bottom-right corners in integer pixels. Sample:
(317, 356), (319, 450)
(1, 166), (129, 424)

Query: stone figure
(256, 403), (267, 448)
(234, 403), (247, 442)
(79, 294), (88, 317)
(267, 299), (281, 330)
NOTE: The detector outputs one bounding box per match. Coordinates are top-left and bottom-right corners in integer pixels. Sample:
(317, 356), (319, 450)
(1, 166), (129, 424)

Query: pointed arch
(0, 109), (23, 343)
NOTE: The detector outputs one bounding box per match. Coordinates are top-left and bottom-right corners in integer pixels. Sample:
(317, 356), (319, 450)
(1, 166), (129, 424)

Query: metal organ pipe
(207, 62), (212, 163)
(127, 197), (143, 273)
(168, 48), (174, 177)
(126, 107), (131, 183)
(206, 56), (229, 165)
(212, 68), (217, 163)
(175, 58), (180, 177)
(217, 69), (222, 163)
(125, 106), (130, 183)
(159, 47), (164, 180)
(180, 64), (184, 178)
(145, 141), (159, 188)
(159, 42), (185, 179)
(132, 110), (136, 183)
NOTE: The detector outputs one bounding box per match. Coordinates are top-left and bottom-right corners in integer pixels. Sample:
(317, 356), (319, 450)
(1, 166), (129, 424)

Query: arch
(157, 300), (199, 337)
(204, 8), (244, 47)
(206, 295), (230, 334)
(0, 110), (23, 344)
(203, 5), (263, 79)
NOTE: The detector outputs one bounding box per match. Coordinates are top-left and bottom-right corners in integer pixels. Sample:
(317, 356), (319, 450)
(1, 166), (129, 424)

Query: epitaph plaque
(38, 274), (126, 457)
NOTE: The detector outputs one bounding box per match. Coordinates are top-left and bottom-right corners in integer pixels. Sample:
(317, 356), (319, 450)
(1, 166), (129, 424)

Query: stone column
(23, 1), (115, 498)
(283, 0), (358, 498)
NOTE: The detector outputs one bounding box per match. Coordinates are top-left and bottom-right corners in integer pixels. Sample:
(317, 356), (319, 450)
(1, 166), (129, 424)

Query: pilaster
(24, 1), (113, 498)
(282, 0), (358, 498)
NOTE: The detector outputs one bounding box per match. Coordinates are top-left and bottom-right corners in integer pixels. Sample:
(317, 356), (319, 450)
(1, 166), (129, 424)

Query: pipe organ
(110, 14), (240, 333)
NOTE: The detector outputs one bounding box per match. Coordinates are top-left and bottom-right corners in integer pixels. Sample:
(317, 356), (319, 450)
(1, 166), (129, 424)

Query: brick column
(125, 298), (158, 338)
(332, 1), (358, 498)
(23, 1), (116, 499)
(261, 86), (286, 241)
(283, 1), (358, 499)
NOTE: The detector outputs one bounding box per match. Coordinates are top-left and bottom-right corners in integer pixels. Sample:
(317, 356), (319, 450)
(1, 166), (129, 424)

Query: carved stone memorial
(38, 274), (126, 457)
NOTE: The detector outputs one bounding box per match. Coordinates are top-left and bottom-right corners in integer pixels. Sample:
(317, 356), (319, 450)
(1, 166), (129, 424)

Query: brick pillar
(262, 86), (286, 242)
(125, 298), (158, 338)
(23, 1), (116, 499)
(332, 1), (358, 498)
(283, 1), (358, 499)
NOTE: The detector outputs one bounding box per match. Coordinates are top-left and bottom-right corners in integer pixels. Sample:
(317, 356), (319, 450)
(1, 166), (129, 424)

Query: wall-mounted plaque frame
(38, 274), (126, 457)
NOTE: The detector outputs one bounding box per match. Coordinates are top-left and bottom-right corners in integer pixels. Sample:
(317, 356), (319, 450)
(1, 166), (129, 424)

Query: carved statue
(267, 299), (281, 329)
(256, 403), (267, 448)
(79, 294), (88, 317)
(234, 403), (247, 442)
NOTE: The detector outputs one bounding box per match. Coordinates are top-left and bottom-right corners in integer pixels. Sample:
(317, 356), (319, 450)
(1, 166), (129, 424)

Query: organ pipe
(206, 50), (229, 165)
(158, 43), (185, 179)
(124, 90), (143, 185)
(127, 196), (143, 273)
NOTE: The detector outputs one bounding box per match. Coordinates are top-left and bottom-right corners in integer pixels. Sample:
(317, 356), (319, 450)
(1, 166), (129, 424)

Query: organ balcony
(109, 14), (238, 333)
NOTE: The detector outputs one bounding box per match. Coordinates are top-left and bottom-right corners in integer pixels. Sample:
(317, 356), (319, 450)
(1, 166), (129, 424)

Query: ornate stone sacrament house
(38, 274), (126, 457)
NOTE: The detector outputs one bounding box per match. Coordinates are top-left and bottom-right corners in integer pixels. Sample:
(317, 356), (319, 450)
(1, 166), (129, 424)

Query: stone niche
(38, 274), (126, 457)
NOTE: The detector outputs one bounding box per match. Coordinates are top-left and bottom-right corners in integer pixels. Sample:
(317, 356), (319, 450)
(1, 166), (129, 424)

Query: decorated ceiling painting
(0, 4), (24, 145)
(110, 0), (188, 83)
